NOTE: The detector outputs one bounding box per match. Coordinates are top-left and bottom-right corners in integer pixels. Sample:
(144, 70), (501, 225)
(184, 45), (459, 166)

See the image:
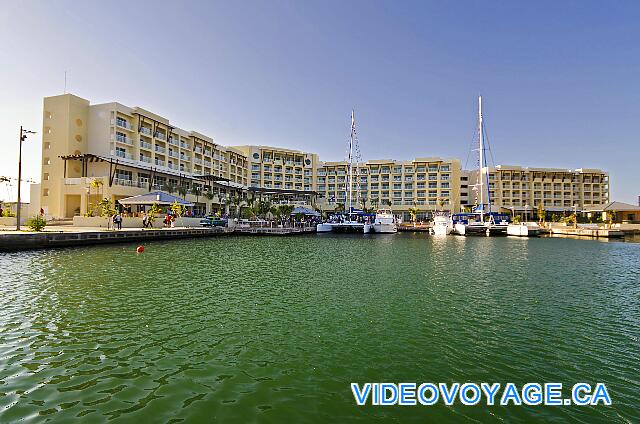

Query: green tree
(170, 200), (185, 218)
(408, 207), (418, 224)
(147, 203), (162, 225)
(537, 204), (545, 223)
(25, 215), (47, 231)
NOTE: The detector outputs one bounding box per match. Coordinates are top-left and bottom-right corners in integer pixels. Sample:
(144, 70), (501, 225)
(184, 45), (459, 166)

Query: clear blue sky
(0, 0), (638, 203)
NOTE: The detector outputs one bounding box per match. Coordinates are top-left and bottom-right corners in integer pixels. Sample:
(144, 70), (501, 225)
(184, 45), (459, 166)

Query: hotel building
(461, 166), (610, 214)
(37, 93), (609, 220)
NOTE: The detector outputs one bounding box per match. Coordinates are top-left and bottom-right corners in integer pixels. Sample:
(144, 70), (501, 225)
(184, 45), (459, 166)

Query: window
(43, 173), (49, 181)
(43, 189), (49, 196)
(43, 157), (50, 165)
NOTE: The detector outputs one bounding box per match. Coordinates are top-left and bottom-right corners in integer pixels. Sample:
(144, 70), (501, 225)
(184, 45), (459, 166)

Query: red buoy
(136, 245), (145, 253)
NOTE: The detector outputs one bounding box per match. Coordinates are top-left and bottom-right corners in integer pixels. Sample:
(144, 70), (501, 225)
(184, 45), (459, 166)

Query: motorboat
(364, 209), (397, 233)
(430, 213), (452, 235)
(507, 222), (541, 237)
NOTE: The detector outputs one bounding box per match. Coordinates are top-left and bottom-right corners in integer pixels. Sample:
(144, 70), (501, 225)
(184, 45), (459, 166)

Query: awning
(290, 206), (320, 216)
(117, 191), (194, 206)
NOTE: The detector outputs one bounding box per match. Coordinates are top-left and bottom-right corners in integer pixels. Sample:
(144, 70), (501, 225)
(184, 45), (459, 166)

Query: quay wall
(0, 228), (230, 251)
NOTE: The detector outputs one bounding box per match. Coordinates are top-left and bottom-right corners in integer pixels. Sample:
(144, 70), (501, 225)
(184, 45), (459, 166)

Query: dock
(549, 227), (625, 238)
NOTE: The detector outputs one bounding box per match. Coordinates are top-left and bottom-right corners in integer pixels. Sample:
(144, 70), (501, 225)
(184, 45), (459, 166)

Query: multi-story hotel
(37, 93), (609, 220)
(461, 166), (610, 214)
(315, 158), (462, 221)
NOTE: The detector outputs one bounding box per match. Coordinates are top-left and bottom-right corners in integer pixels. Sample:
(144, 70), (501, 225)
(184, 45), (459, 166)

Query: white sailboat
(317, 110), (366, 233)
(461, 96), (509, 236)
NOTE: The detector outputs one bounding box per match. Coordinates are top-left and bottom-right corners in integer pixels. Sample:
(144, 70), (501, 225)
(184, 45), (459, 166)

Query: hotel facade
(38, 94), (609, 221)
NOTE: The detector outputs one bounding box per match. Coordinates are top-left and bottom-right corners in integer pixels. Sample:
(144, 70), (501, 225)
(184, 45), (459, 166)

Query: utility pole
(16, 126), (36, 230)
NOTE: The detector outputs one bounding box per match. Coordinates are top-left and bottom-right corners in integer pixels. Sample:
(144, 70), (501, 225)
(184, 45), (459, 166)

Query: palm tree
(178, 185), (187, 198)
(335, 202), (345, 213)
(190, 186), (202, 203)
(408, 207), (418, 226)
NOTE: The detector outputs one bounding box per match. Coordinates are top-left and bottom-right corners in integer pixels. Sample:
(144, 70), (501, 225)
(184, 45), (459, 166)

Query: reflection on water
(0, 234), (639, 422)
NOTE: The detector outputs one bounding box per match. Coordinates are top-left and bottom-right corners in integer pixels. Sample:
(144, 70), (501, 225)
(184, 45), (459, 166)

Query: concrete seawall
(0, 228), (230, 251)
(0, 225), (318, 252)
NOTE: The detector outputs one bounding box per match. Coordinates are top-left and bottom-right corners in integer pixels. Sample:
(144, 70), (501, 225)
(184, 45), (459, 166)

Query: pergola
(117, 191), (194, 207)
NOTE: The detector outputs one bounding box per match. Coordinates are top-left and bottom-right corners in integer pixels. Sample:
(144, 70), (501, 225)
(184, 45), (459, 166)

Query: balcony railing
(112, 150), (133, 160)
(115, 134), (133, 145)
(140, 127), (152, 135)
(113, 178), (147, 188)
(155, 146), (166, 153)
(140, 141), (152, 150)
(154, 132), (167, 140)
(116, 120), (133, 130)
(168, 138), (180, 146)
(139, 156), (152, 163)
(168, 151), (179, 158)
(181, 155), (191, 161)
(155, 159), (166, 166)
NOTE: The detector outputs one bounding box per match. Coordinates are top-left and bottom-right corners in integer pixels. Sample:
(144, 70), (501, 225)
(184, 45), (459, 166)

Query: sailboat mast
(478, 96), (485, 221)
(348, 110), (355, 213)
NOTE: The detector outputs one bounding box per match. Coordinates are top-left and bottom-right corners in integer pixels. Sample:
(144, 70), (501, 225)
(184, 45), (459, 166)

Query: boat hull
(507, 224), (541, 237)
(370, 223), (397, 234)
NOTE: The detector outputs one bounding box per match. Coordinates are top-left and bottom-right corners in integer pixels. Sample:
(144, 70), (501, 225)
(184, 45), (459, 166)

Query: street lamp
(16, 126), (36, 230)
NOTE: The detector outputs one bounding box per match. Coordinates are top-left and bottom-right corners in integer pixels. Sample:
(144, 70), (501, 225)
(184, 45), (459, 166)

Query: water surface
(1, 234), (639, 422)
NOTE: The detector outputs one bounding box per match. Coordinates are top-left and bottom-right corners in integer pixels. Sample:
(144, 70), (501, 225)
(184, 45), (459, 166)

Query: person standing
(114, 212), (122, 230)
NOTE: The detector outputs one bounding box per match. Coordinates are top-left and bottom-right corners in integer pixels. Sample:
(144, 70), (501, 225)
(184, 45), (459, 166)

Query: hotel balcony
(140, 127), (152, 136)
(113, 178), (147, 188)
(116, 120), (134, 131)
(139, 156), (152, 164)
(140, 141), (152, 150)
(168, 137), (180, 146)
(181, 155), (191, 161)
(168, 150), (179, 158)
(180, 142), (189, 149)
(155, 159), (166, 166)
(112, 150), (133, 160)
(154, 132), (167, 141)
(194, 147), (203, 154)
(155, 146), (166, 154)
(115, 134), (133, 145)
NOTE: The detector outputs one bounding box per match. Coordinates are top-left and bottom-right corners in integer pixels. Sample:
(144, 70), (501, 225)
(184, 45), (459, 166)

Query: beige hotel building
(37, 93), (609, 221)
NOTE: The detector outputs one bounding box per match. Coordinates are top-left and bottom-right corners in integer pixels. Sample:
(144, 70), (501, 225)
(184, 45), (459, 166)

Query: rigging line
(482, 119), (496, 167)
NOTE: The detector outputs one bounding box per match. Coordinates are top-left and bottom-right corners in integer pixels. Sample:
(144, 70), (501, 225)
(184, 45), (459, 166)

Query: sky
(0, 0), (638, 203)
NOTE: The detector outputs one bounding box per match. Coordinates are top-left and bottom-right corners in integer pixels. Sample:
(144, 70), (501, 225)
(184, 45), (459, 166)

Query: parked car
(200, 216), (227, 227)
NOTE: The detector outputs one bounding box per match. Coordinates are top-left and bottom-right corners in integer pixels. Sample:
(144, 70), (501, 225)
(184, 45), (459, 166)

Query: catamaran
(317, 111), (367, 233)
(453, 96), (510, 236)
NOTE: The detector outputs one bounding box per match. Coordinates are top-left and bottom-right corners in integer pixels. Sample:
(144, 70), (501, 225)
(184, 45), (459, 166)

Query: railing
(181, 155), (191, 161)
(155, 160), (166, 166)
(194, 158), (203, 165)
(140, 127), (152, 135)
(168, 138), (179, 146)
(155, 146), (166, 153)
(115, 134), (133, 145)
(139, 156), (152, 163)
(116, 120), (133, 130)
(154, 132), (166, 140)
(180, 142), (189, 149)
(168, 151), (179, 158)
(113, 178), (147, 188)
(140, 141), (152, 150)
(112, 150), (133, 160)
(194, 147), (203, 154)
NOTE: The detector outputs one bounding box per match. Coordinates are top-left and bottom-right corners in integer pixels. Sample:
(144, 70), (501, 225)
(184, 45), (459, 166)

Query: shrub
(25, 215), (47, 231)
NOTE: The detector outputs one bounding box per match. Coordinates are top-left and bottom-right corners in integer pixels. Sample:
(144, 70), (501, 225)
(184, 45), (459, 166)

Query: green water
(0, 234), (638, 423)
